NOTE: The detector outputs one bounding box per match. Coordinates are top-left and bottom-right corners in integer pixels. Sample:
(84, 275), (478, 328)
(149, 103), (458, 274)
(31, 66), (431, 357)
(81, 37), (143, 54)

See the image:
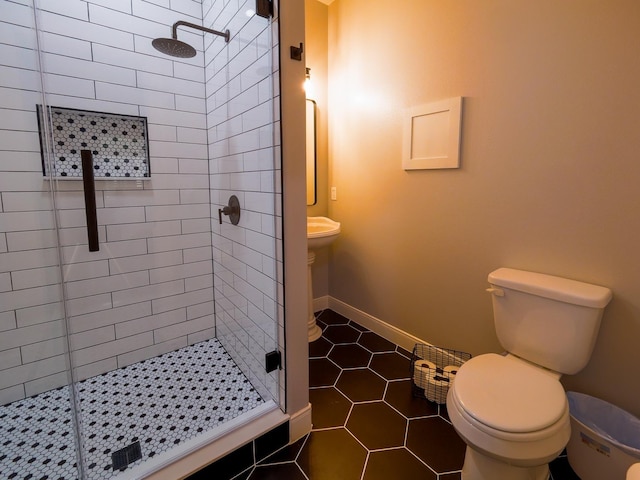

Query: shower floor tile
(0, 338), (265, 480)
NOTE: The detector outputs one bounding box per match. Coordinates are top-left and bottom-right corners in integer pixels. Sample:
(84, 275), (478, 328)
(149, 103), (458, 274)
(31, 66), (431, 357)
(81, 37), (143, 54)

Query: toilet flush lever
(486, 287), (505, 297)
(218, 195), (241, 225)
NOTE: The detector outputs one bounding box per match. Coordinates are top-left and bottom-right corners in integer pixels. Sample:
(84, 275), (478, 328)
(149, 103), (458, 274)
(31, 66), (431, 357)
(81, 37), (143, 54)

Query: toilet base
(462, 446), (550, 480)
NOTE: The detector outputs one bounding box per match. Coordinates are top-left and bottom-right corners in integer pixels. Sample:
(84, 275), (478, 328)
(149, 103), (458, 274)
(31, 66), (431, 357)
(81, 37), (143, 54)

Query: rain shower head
(152, 37), (197, 58)
(152, 20), (230, 58)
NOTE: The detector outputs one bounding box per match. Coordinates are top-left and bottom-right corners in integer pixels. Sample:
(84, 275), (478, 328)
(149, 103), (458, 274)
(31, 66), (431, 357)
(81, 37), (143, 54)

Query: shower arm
(172, 20), (230, 43)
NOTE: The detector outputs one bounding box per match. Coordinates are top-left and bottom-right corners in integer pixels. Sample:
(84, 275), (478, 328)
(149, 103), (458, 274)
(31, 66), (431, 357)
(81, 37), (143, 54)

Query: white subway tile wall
(0, 0), (283, 409)
(204, 0), (283, 407)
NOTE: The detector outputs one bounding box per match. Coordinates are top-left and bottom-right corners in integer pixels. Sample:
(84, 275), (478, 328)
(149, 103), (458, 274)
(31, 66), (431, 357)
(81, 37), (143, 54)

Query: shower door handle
(81, 150), (99, 252)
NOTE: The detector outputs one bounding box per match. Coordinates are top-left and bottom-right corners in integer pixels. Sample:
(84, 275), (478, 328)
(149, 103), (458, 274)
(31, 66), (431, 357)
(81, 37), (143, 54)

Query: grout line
(359, 450), (370, 480)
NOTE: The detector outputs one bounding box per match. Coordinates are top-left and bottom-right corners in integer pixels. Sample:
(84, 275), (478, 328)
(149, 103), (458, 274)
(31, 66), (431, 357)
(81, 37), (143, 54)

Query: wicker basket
(411, 344), (471, 404)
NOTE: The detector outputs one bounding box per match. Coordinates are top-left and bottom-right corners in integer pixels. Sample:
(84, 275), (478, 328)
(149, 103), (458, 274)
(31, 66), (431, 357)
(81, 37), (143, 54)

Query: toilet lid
(453, 353), (567, 433)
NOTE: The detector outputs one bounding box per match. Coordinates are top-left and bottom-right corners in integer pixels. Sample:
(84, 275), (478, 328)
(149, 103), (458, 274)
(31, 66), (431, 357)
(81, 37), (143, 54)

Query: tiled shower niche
(37, 105), (151, 179)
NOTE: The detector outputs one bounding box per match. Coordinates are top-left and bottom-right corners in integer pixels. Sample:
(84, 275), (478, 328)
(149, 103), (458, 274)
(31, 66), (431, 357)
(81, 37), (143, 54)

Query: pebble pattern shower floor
(0, 338), (265, 480)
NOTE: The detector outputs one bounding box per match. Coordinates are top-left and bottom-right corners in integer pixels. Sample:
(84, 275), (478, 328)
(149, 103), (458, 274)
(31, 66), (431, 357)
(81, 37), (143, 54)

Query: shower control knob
(218, 195), (241, 225)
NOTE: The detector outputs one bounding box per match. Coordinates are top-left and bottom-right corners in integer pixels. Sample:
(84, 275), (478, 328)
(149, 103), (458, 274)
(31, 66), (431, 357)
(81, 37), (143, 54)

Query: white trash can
(566, 392), (640, 480)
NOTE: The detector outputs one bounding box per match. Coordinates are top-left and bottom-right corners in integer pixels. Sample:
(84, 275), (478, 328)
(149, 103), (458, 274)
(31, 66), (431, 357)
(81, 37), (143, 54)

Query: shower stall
(0, 0), (307, 478)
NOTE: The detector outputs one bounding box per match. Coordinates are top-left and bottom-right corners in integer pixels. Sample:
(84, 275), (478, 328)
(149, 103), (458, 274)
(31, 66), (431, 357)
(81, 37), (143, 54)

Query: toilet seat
(453, 353), (567, 434)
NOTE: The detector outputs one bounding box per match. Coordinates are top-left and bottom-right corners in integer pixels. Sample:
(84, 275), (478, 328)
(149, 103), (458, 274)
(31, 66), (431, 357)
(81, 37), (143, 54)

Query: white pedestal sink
(307, 216), (341, 342)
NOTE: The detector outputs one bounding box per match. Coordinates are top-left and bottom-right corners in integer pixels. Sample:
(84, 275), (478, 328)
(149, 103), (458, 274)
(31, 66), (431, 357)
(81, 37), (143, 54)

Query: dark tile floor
(241, 309), (580, 480)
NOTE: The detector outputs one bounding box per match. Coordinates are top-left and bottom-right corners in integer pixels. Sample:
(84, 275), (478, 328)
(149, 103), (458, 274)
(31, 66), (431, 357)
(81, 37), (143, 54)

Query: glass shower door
(0, 1), (82, 479)
(206, 0), (283, 414)
(29, 0), (282, 477)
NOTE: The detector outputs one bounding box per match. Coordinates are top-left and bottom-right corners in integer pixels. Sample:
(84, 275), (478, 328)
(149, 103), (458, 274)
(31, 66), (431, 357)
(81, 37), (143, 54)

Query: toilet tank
(487, 268), (612, 375)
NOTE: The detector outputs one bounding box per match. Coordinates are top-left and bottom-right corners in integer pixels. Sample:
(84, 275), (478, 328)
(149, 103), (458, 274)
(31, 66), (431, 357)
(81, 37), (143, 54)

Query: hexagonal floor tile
(309, 337), (333, 358)
(369, 352), (411, 380)
(397, 346), (412, 358)
(257, 434), (308, 465)
(550, 455), (581, 480)
(309, 358), (341, 387)
(363, 448), (437, 480)
(248, 462), (307, 479)
(316, 310), (350, 326)
(384, 380), (438, 418)
(346, 402), (406, 450)
(336, 369), (386, 402)
(323, 324), (362, 344)
(328, 344), (372, 368)
(298, 428), (367, 480)
(309, 387), (352, 428)
(358, 331), (396, 353)
(348, 320), (368, 332)
(440, 473), (462, 480)
(406, 417), (466, 473)
(440, 402), (452, 422)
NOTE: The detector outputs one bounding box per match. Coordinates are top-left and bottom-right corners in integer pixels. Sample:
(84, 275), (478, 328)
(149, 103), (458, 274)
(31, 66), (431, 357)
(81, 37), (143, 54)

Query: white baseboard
(326, 296), (432, 353)
(288, 402), (312, 443)
(312, 295), (329, 313)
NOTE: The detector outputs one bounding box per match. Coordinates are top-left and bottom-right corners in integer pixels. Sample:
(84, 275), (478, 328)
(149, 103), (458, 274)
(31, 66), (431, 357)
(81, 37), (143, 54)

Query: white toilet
(447, 268), (612, 480)
(628, 464), (640, 480)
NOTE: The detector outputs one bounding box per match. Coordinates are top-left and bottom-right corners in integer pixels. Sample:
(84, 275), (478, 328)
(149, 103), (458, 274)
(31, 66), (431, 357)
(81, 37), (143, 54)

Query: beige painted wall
(280, 0), (311, 418)
(319, 0), (640, 417)
(306, 0), (331, 297)
(306, 0), (330, 217)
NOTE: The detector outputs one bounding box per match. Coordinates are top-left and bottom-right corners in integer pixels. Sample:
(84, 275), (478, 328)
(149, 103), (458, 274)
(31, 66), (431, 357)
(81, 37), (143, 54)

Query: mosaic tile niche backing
(37, 105), (150, 179)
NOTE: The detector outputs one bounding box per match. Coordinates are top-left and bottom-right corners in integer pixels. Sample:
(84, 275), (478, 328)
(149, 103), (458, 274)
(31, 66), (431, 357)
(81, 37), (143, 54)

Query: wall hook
(290, 43), (304, 61)
(218, 195), (241, 225)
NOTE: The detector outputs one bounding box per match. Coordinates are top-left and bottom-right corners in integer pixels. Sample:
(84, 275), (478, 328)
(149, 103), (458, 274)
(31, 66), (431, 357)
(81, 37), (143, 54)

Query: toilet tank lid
(488, 268), (612, 308)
